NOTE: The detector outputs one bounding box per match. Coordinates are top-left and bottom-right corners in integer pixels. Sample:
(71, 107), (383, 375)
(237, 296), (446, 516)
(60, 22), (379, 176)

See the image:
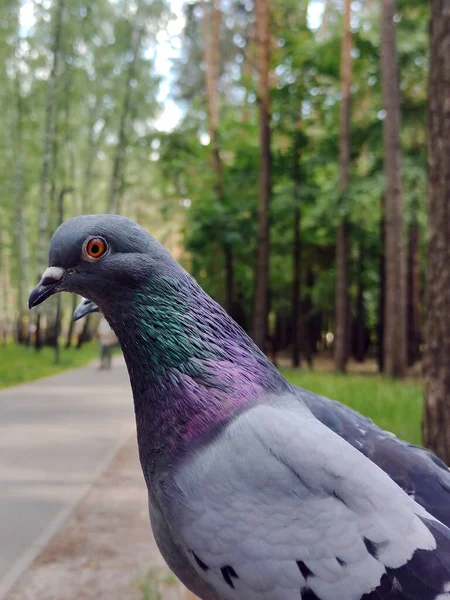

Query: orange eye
(85, 238), (107, 260)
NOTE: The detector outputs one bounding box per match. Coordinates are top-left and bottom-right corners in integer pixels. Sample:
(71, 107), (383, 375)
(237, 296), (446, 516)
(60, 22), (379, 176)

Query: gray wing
(297, 386), (450, 528)
(164, 397), (450, 600)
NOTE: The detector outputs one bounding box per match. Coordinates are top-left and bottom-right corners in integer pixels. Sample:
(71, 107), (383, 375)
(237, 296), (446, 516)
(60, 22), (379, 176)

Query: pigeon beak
(28, 266), (65, 309)
(73, 298), (100, 321)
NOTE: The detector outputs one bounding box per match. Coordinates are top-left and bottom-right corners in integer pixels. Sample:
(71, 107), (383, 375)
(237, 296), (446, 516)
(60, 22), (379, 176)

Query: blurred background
(0, 0), (447, 455)
(2, 1), (450, 597)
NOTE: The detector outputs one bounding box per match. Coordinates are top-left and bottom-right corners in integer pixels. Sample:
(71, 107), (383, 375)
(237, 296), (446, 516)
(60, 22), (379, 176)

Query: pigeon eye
(84, 237), (108, 261)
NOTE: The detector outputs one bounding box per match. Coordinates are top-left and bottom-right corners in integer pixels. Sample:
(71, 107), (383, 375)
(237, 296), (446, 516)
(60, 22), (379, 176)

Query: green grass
(0, 342), (99, 389)
(134, 567), (178, 600)
(281, 369), (423, 446)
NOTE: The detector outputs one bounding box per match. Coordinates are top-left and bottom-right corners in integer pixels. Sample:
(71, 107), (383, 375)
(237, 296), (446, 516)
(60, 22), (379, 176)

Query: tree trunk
(13, 70), (30, 343)
(201, 0), (234, 313)
(380, 0), (407, 377)
(334, 0), (352, 373)
(423, 0), (450, 463)
(304, 268), (315, 368)
(35, 0), (64, 351)
(354, 242), (366, 363)
(106, 19), (141, 213)
(241, 27), (256, 124)
(0, 227), (8, 345)
(81, 97), (107, 213)
(291, 117), (302, 368)
(407, 216), (421, 366)
(252, 0), (271, 351)
(36, 0), (64, 283)
(377, 196), (386, 372)
(54, 187), (67, 364)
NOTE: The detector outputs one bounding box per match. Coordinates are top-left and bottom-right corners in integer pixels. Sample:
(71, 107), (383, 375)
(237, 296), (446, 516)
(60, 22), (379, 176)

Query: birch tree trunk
(252, 0), (271, 351)
(35, 0), (64, 350)
(380, 0), (407, 377)
(334, 0), (352, 373)
(423, 0), (450, 463)
(106, 19), (141, 214)
(13, 71), (30, 343)
(36, 0), (64, 281)
(407, 215), (421, 366)
(81, 98), (107, 214)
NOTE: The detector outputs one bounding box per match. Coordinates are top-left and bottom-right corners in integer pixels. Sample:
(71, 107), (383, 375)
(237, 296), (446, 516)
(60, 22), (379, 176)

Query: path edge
(0, 431), (134, 600)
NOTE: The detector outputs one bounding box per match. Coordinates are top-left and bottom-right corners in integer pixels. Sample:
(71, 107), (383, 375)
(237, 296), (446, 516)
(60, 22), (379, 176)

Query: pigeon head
(29, 214), (288, 452)
(29, 214), (173, 312)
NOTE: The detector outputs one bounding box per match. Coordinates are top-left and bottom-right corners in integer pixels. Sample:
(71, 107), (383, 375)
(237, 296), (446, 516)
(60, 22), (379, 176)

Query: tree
(377, 196), (386, 372)
(35, 0), (65, 350)
(423, 0), (450, 463)
(334, 0), (352, 373)
(380, 0), (407, 377)
(201, 0), (234, 314)
(407, 211), (421, 366)
(252, 0), (271, 351)
(291, 114), (302, 367)
(13, 63), (29, 343)
(106, 14), (142, 214)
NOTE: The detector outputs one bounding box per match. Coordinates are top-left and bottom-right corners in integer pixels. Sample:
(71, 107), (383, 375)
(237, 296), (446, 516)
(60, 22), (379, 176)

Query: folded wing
(168, 397), (450, 600)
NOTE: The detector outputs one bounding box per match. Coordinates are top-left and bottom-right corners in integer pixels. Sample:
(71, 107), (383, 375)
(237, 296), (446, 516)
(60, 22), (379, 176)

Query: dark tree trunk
(377, 196), (386, 372)
(252, 0), (271, 351)
(335, 220), (349, 371)
(354, 243), (367, 363)
(407, 216), (421, 366)
(334, 0), (352, 373)
(303, 268), (315, 368)
(291, 118), (302, 368)
(423, 0), (450, 463)
(381, 0), (407, 377)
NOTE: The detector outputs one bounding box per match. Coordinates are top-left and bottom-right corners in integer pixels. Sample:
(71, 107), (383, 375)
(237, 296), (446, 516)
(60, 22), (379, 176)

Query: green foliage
(0, 0), (429, 361)
(0, 342), (98, 388)
(161, 0), (428, 345)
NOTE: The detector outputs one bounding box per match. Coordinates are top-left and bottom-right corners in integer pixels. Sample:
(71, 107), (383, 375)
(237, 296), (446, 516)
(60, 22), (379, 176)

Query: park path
(0, 356), (136, 599)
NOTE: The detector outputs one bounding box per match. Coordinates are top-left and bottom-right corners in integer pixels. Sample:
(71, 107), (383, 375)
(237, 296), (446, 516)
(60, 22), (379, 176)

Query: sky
(19, 0), (325, 133)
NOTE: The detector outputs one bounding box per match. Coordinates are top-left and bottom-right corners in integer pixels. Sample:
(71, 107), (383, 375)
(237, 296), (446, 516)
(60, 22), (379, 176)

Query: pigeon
(29, 215), (450, 600)
(73, 297), (450, 528)
(73, 297), (99, 321)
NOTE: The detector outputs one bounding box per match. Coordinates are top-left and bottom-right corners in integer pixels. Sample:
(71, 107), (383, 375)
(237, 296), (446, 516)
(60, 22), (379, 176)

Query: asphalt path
(0, 357), (135, 598)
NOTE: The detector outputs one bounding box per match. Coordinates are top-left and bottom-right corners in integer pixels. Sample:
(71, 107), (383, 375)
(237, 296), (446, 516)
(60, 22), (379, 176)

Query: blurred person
(98, 316), (117, 369)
